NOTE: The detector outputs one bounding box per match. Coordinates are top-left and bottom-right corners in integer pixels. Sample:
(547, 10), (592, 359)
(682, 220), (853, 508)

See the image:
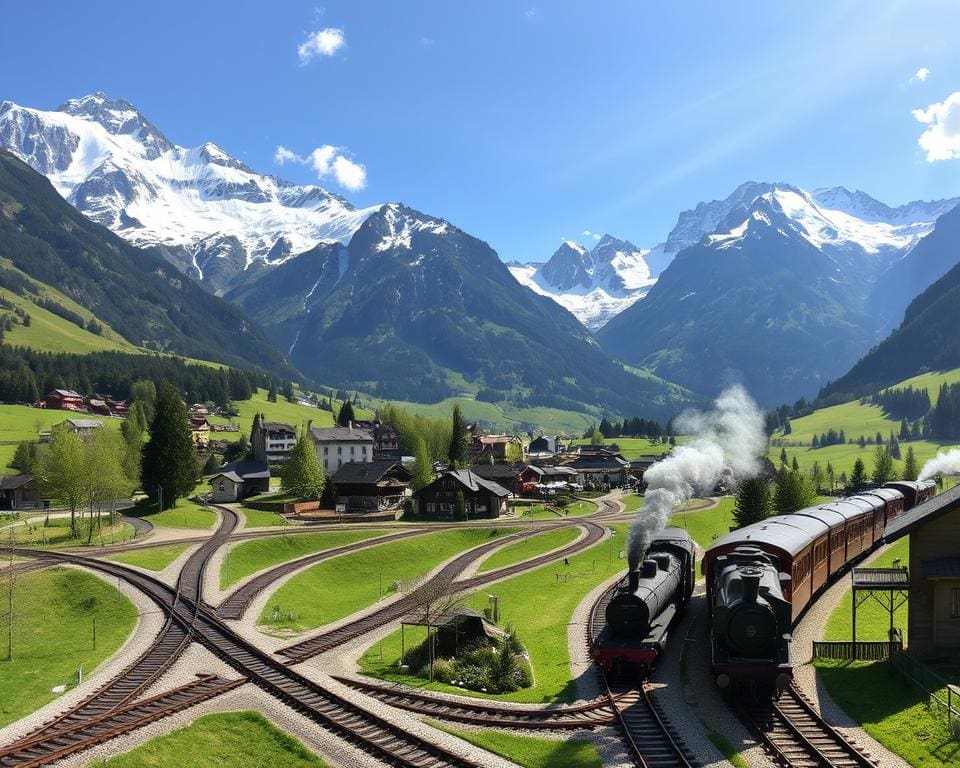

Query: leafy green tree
(871, 445), (896, 485)
(201, 452), (220, 476)
(337, 400), (355, 426)
(774, 468), (815, 513)
(83, 429), (131, 543)
(36, 426), (86, 537)
(448, 405), (468, 468)
(848, 458), (868, 491)
(589, 428), (604, 445)
(902, 446), (919, 481)
(141, 383), (198, 510)
(120, 404), (146, 490)
(411, 437), (435, 492)
(281, 434), (326, 500)
(9, 441), (37, 475)
(733, 477), (773, 528)
(809, 461), (825, 493)
(223, 434), (251, 463)
(454, 489), (466, 521)
(131, 380), (157, 423)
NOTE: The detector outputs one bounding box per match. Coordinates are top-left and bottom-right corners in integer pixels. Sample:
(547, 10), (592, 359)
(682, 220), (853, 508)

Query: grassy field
(823, 539), (909, 642)
(885, 367), (960, 405)
(769, 439), (960, 482)
(259, 528), (512, 633)
(477, 526), (581, 573)
(431, 723), (601, 768)
(0, 567), (138, 728)
(668, 497), (735, 549)
(94, 711), (328, 768)
(9, 516), (136, 548)
(570, 437), (673, 460)
(239, 507), (289, 528)
(0, 404), (120, 443)
(514, 505), (564, 521)
(621, 493), (644, 513)
(221, 530), (384, 589)
(205, 389), (343, 440)
(359, 523), (630, 703)
(126, 498), (217, 529)
(105, 544), (190, 571)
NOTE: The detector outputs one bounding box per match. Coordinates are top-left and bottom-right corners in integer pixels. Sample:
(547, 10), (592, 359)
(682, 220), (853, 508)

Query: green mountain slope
(0, 150), (291, 374)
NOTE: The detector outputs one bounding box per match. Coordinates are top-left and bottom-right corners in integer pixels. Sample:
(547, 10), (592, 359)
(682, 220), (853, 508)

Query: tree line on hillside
(589, 416), (668, 440)
(0, 345), (266, 407)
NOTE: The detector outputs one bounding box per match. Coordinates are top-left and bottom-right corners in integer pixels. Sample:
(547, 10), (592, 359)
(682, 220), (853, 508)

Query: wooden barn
(885, 483), (960, 656)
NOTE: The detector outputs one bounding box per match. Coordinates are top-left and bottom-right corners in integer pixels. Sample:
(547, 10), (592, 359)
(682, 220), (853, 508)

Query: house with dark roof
(331, 460), (411, 515)
(207, 460), (271, 503)
(0, 475), (43, 510)
(351, 420), (402, 460)
(307, 422), (375, 474)
(884, 484), (960, 655)
(564, 451), (630, 486)
(527, 434), (564, 457)
(469, 462), (527, 495)
(251, 413), (297, 465)
(414, 470), (510, 520)
(518, 464), (578, 494)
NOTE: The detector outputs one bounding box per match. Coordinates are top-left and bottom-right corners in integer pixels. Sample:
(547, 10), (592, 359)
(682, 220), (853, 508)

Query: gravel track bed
(0, 564), (165, 746)
(791, 543), (912, 768)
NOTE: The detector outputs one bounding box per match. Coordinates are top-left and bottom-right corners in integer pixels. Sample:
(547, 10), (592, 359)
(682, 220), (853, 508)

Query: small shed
(208, 460), (270, 503)
(0, 475), (43, 511)
(402, 605), (506, 657)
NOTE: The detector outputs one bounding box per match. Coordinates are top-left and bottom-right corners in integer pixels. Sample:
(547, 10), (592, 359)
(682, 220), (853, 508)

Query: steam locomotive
(705, 480), (936, 693)
(591, 527), (696, 674)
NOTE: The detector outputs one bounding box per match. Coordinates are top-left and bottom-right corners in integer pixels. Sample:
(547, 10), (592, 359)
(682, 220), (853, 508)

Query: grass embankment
(92, 711), (328, 768)
(8, 515), (136, 548)
(221, 530), (384, 589)
(126, 498), (217, 529)
(259, 528), (512, 633)
(668, 497), (736, 549)
(239, 507), (289, 528)
(0, 404), (121, 473)
(105, 544), (190, 571)
(359, 524), (629, 703)
(510, 499), (595, 521)
(0, 567), (138, 728)
(430, 722), (601, 768)
(570, 437), (673, 460)
(205, 389), (347, 442)
(477, 526), (581, 573)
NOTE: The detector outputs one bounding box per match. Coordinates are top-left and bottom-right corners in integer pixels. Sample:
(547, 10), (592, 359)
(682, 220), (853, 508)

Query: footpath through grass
(430, 722), (601, 768)
(221, 530), (384, 589)
(359, 524), (630, 703)
(93, 711), (328, 768)
(0, 567), (138, 728)
(259, 527), (512, 633)
(477, 526), (581, 573)
(105, 544), (190, 572)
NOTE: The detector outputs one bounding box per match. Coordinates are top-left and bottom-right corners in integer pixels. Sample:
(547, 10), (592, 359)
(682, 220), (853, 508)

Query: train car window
(952, 588), (960, 619)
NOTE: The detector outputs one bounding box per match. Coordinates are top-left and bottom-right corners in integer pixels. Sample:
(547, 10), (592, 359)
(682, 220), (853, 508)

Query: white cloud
(911, 67), (931, 83)
(912, 91), (960, 161)
(298, 27), (345, 64)
(582, 229), (592, 236)
(592, 233), (601, 240)
(525, 8), (536, 17)
(581, 229), (602, 241)
(273, 144), (367, 190)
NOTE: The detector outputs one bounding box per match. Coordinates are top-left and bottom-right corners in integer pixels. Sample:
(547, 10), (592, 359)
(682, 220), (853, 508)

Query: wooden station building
(885, 483), (960, 656)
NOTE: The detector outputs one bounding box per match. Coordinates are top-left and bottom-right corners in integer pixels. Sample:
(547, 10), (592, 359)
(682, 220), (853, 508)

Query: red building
(41, 389), (85, 411)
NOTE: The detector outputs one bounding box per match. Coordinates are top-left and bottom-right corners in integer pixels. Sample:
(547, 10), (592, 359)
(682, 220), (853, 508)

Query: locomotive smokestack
(628, 570), (640, 592)
(741, 569), (761, 604)
(641, 559), (658, 579)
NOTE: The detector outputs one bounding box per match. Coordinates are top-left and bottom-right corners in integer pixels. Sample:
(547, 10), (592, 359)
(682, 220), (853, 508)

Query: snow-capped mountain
(508, 235), (656, 329)
(0, 93), (379, 293)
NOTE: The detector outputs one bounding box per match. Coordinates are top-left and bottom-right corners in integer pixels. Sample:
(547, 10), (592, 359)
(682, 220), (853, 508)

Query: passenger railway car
(705, 479), (936, 692)
(591, 527), (696, 674)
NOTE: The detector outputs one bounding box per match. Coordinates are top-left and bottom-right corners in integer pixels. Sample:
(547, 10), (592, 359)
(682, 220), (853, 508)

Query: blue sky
(2, 1), (959, 261)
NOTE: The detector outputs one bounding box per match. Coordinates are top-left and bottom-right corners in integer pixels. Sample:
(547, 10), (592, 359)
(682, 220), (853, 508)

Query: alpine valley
(2, 92), (960, 413)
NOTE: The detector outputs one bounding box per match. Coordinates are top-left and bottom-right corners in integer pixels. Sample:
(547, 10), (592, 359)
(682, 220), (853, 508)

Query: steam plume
(627, 385), (765, 569)
(918, 448), (960, 481)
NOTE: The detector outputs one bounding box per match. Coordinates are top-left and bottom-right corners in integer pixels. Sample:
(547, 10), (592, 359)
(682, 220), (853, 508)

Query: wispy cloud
(525, 8), (536, 18)
(298, 27), (346, 64)
(910, 67), (931, 83)
(913, 91), (960, 161)
(420, 36), (435, 48)
(582, 229), (601, 240)
(274, 144), (367, 190)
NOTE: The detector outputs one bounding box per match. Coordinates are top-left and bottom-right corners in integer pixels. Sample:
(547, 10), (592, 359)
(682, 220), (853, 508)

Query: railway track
(738, 685), (876, 768)
(588, 581), (696, 768)
(332, 675), (615, 730)
(278, 521), (606, 663)
(11, 550), (489, 768)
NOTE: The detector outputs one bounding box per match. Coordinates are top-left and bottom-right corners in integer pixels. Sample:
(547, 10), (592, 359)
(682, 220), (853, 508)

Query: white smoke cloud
(627, 385), (765, 568)
(273, 144), (367, 191)
(918, 448), (960, 481)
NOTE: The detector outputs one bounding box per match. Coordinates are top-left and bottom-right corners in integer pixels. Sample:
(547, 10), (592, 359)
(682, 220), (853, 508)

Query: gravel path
(0, 563), (165, 746)
(791, 544), (912, 768)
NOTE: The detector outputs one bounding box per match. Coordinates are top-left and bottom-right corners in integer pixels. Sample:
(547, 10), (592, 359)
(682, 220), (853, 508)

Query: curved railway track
(737, 685), (876, 768)
(278, 521), (606, 663)
(332, 675), (614, 730)
(588, 581), (696, 768)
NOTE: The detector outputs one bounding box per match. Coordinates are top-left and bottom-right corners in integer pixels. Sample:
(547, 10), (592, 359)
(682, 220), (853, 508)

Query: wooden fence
(812, 640), (901, 661)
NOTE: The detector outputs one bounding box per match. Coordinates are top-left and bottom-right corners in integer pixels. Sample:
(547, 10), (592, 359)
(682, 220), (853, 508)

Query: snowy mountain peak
(0, 94), (381, 292)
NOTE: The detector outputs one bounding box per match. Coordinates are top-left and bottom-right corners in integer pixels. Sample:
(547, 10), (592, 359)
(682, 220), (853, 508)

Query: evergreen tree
(141, 383), (198, 509)
(899, 418), (910, 441)
(903, 446), (919, 480)
(448, 404), (469, 467)
(838, 471), (847, 487)
(811, 435), (820, 448)
(791, 456), (800, 472)
(826, 461), (835, 491)
(848, 458), (868, 492)
(267, 381), (277, 403)
(119, 404), (145, 490)
(733, 477), (773, 528)
(337, 399), (356, 426)
(858, 435), (866, 448)
(454, 489), (466, 521)
(282, 380), (295, 403)
(9, 441), (37, 475)
(871, 445), (896, 485)
(131, 380), (157, 423)
(201, 452), (220, 476)
(411, 437), (435, 493)
(780, 447), (788, 466)
(281, 434), (326, 500)
(36, 426), (86, 537)
(782, 417), (792, 436)
(774, 468), (816, 513)
(809, 461), (825, 493)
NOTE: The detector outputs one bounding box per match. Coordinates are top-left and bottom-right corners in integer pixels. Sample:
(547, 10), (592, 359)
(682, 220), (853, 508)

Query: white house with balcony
(307, 422), (375, 474)
(251, 413), (298, 466)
